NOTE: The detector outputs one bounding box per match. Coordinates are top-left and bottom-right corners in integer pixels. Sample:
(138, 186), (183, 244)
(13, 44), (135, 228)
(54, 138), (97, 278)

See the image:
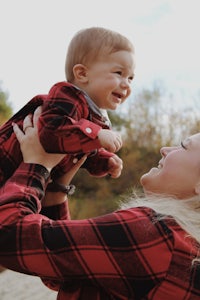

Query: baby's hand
(108, 154), (123, 178)
(98, 129), (122, 152)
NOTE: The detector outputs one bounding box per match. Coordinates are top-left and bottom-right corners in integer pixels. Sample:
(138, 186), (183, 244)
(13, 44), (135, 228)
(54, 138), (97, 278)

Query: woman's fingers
(20, 106), (42, 134)
(33, 106), (42, 127)
(66, 155), (88, 181)
(13, 106), (43, 143)
(23, 115), (33, 132)
(71, 155), (87, 173)
(57, 155), (88, 185)
(12, 123), (24, 142)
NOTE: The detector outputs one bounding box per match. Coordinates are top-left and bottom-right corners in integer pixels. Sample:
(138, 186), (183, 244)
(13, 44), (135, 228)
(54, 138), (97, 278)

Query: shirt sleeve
(82, 148), (114, 177)
(40, 201), (70, 220)
(0, 162), (173, 297)
(38, 82), (102, 154)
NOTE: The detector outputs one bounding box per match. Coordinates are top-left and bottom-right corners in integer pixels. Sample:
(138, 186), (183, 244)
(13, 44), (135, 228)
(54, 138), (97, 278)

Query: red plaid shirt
(0, 82), (113, 185)
(0, 163), (200, 299)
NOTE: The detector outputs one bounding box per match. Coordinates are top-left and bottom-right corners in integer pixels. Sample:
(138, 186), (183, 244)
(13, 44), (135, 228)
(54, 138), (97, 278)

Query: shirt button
(73, 158), (78, 164)
(85, 127), (92, 134)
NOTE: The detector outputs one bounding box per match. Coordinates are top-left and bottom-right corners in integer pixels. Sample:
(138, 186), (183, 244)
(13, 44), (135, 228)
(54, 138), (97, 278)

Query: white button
(73, 158), (78, 164)
(85, 127), (92, 134)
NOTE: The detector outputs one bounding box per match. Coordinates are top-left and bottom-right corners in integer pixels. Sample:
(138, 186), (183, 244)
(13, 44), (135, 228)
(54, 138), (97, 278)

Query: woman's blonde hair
(65, 27), (135, 82)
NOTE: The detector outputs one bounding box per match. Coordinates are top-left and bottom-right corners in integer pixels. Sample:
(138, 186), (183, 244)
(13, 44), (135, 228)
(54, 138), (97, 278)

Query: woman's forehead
(191, 133), (200, 140)
(187, 133), (200, 146)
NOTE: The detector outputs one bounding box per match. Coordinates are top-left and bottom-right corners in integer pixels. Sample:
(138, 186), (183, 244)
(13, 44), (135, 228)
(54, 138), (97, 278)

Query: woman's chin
(140, 167), (159, 182)
(140, 168), (161, 194)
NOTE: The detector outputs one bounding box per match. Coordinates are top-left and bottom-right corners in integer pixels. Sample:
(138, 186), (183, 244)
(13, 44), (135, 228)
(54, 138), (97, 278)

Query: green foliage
(108, 110), (129, 130)
(1, 79), (200, 220)
(0, 82), (13, 124)
(71, 82), (200, 219)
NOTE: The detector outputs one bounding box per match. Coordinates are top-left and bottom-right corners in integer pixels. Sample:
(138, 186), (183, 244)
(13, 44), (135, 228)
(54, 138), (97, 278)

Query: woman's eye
(181, 141), (187, 149)
(115, 71), (122, 75)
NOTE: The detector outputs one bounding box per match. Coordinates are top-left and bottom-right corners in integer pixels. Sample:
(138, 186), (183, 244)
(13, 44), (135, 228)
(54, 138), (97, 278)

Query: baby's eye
(128, 75), (134, 82)
(181, 141), (187, 150)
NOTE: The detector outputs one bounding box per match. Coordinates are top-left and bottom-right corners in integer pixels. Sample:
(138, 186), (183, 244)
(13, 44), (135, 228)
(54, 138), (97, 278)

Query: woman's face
(140, 133), (200, 198)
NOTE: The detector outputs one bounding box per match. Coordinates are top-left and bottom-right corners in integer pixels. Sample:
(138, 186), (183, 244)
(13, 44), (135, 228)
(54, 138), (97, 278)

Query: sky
(1, 0), (200, 113)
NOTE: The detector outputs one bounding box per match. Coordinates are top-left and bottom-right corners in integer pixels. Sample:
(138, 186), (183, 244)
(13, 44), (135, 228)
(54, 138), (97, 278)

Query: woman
(0, 108), (200, 299)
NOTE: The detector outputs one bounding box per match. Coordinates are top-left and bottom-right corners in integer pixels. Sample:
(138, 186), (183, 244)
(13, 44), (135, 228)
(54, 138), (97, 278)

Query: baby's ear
(194, 182), (200, 195)
(73, 64), (88, 83)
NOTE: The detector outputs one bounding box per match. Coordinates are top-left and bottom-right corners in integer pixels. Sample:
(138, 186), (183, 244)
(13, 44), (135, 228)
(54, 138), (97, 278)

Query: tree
(71, 81), (200, 219)
(0, 83), (13, 272)
(0, 82), (13, 124)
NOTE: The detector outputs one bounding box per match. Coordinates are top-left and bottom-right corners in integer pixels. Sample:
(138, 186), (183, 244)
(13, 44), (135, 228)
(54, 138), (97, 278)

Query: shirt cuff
(10, 162), (50, 193)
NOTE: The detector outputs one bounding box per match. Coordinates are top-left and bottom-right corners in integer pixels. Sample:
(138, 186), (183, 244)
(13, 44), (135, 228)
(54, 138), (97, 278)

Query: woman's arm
(0, 107), (172, 298)
(0, 167), (171, 297)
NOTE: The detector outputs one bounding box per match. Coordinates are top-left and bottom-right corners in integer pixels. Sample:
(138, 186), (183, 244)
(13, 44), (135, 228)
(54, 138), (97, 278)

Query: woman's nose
(160, 146), (179, 157)
(160, 146), (171, 157)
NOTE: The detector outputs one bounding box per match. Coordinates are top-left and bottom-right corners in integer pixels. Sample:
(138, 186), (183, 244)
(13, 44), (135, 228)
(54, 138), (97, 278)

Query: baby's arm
(39, 82), (123, 178)
(83, 149), (123, 178)
(38, 82), (102, 154)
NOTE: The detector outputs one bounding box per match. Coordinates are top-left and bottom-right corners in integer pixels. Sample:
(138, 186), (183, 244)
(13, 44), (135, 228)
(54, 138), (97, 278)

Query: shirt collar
(74, 84), (111, 127)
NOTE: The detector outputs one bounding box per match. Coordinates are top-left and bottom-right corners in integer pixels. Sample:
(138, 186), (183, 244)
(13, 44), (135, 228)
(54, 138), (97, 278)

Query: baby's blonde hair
(65, 27), (135, 82)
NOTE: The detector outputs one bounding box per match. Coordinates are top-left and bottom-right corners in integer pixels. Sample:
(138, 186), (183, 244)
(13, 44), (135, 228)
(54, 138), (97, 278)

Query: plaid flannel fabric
(0, 163), (200, 299)
(0, 81), (112, 185)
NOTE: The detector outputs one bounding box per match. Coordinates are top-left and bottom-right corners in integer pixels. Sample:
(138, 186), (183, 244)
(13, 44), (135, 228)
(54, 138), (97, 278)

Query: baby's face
(81, 50), (135, 110)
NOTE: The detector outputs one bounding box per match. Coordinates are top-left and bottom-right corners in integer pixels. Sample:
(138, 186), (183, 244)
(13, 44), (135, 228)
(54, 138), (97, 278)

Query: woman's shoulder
(115, 206), (174, 242)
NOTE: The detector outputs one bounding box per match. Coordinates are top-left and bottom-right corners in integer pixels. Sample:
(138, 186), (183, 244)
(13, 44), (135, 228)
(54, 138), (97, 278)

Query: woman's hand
(55, 155), (88, 185)
(13, 105), (88, 206)
(12, 106), (65, 172)
(42, 155), (87, 206)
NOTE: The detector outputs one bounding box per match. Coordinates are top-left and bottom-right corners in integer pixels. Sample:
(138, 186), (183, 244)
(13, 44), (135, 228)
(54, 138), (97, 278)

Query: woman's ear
(73, 64), (88, 83)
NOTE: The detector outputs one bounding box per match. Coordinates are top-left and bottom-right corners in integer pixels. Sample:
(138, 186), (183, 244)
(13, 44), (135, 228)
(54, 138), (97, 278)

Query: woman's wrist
(42, 181), (75, 207)
(46, 181), (76, 195)
(42, 190), (68, 207)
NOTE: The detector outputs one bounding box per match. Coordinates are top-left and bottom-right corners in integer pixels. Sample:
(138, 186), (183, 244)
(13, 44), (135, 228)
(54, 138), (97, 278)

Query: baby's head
(65, 27), (135, 110)
(65, 27), (135, 83)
